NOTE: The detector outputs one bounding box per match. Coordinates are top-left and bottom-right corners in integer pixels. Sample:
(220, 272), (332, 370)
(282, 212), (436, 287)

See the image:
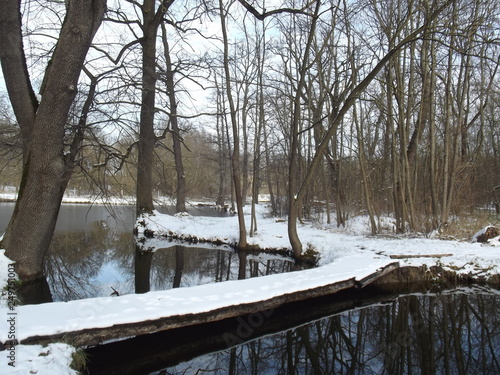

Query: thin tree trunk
(250, 27), (266, 236)
(241, 82), (250, 207)
(263, 123), (277, 215)
(223, 103), (236, 213)
(219, 0), (247, 248)
(161, 23), (186, 213)
(215, 75), (227, 208)
(288, 0), (322, 258)
(387, 62), (404, 232)
(428, 46), (439, 227)
(441, 4), (457, 225)
(426, 36), (439, 228)
(354, 104), (378, 235)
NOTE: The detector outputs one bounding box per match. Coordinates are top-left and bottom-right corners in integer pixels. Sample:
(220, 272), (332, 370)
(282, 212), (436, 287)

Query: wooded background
(0, 0), (499, 277)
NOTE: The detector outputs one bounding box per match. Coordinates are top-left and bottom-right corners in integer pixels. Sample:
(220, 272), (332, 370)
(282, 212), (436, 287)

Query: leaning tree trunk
(0, 0), (106, 282)
(287, 0), (321, 258)
(288, 1), (453, 253)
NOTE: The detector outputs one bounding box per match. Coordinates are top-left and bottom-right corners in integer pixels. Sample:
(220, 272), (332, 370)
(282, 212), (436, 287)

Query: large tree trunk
(0, 1), (37, 162)
(136, 0), (159, 216)
(0, 0), (106, 282)
(134, 247), (153, 294)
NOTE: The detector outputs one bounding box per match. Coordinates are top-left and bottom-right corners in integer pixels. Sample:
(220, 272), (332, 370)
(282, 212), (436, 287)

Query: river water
(1, 202), (499, 374)
(85, 286), (500, 375)
(0, 203), (298, 301)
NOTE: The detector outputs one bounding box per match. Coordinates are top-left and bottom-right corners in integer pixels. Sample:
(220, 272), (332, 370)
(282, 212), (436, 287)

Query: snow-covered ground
(136, 204), (500, 272)
(1, 202), (500, 374)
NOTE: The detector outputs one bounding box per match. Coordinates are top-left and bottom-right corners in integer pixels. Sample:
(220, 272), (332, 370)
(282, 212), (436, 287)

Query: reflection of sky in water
(0, 202), (231, 234)
(0, 202), (16, 233)
(38, 203), (299, 302)
(0, 202), (300, 302)
(94, 261), (133, 297)
(0, 202), (136, 233)
(48, 244), (298, 302)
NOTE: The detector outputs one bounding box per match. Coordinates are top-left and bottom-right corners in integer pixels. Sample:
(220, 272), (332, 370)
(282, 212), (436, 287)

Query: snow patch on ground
(0, 343), (78, 374)
(134, 205), (500, 279)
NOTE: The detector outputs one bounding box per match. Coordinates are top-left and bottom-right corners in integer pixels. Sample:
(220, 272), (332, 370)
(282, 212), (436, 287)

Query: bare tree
(219, 0), (249, 249)
(135, 0), (174, 216)
(287, 0), (322, 257)
(285, 0), (454, 255)
(0, 0), (106, 282)
(160, 22), (187, 213)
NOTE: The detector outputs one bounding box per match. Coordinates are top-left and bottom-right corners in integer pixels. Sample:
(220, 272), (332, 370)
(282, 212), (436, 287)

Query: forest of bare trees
(0, 0), (499, 281)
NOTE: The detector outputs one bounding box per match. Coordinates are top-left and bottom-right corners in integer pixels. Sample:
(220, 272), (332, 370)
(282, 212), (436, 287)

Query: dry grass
(70, 348), (88, 374)
(437, 209), (499, 241)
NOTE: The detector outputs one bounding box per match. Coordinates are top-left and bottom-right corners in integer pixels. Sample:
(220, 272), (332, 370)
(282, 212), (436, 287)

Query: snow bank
(134, 206), (500, 280)
(0, 343), (78, 375)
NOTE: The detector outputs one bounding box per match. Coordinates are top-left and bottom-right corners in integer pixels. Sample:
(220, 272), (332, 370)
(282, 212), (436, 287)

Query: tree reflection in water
(139, 245), (300, 293)
(43, 220), (300, 302)
(44, 220), (135, 301)
(159, 289), (499, 375)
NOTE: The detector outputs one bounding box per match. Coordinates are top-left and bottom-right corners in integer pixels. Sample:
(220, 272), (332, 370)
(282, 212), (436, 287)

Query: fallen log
(356, 262), (399, 288)
(17, 278), (358, 347)
(11, 261), (404, 348)
(389, 254), (453, 259)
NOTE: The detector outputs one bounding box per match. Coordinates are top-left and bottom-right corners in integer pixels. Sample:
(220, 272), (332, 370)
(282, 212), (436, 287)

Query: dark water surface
(85, 286), (500, 375)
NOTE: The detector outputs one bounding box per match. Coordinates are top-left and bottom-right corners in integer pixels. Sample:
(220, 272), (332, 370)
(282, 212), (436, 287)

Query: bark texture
(0, 0), (106, 281)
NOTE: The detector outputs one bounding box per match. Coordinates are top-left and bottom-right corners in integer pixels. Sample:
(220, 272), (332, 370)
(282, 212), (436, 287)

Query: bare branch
(237, 0), (316, 20)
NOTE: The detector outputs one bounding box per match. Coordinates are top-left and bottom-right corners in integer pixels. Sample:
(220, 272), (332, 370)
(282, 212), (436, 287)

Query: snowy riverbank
(136, 204), (500, 275)
(1, 203), (500, 373)
(0, 189), (135, 205)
